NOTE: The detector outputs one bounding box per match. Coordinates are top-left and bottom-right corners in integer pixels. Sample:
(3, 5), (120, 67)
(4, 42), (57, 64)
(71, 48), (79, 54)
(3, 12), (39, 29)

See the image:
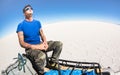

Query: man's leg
(25, 49), (46, 74)
(47, 41), (63, 62)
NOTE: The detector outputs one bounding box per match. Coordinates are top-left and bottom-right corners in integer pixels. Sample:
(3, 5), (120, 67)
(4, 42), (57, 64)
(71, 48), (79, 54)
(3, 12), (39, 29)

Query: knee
(55, 41), (63, 51)
(56, 41), (63, 47)
(38, 52), (46, 60)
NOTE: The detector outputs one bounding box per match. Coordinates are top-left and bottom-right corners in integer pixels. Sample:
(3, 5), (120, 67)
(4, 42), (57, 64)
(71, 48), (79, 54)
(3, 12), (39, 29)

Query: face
(24, 7), (33, 18)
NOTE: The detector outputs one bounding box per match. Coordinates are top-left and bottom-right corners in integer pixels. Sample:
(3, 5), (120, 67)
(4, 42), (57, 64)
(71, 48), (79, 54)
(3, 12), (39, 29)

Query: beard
(25, 13), (33, 18)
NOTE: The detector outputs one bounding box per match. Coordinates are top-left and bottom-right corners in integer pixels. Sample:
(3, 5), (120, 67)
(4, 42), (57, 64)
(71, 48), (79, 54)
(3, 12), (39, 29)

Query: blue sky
(0, 0), (120, 38)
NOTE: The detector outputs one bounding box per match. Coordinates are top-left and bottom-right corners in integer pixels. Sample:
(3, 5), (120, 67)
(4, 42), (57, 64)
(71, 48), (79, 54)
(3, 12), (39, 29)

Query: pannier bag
(45, 69), (96, 75)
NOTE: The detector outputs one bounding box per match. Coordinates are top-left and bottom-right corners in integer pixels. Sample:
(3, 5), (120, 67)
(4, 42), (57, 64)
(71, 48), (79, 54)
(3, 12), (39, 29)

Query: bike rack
(58, 59), (102, 75)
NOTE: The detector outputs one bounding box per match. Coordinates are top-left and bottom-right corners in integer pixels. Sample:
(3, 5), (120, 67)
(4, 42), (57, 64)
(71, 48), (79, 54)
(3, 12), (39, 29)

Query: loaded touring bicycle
(1, 53), (110, 75)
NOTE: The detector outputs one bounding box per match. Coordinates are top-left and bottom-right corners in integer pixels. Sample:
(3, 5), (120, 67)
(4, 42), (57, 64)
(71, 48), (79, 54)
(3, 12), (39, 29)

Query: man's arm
(17, 31), (46, 50)
(40, 28), (48, 50)
(40, 29), (47, 43)
(17, 31), (31, 49)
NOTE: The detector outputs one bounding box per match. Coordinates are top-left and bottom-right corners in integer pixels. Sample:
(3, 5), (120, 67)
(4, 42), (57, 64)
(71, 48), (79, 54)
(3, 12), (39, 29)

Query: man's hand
(31, 44), (45, 50)
(30, 43), (48, 50)
(43, 41), (48, 50)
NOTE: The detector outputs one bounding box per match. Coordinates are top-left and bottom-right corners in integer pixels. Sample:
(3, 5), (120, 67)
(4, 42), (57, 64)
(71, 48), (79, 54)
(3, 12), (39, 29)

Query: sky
(0, 0), (120, 38)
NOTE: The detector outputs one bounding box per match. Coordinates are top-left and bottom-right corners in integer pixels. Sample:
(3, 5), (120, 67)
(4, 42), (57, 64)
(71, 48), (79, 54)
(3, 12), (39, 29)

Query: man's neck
(25, 17), (33, 22)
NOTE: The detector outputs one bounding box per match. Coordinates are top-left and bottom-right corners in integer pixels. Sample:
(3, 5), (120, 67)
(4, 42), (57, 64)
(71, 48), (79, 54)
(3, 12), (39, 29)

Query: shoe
(44, 67), (49, 72)
(38, 72), (45, 75)
(38, 73), (44, 75)
(49, 62), (61, 70)
(38, 70), (44, 75)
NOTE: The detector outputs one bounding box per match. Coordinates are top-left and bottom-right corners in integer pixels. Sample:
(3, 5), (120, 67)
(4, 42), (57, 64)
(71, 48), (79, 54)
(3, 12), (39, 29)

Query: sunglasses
(24, 7), (33, 11)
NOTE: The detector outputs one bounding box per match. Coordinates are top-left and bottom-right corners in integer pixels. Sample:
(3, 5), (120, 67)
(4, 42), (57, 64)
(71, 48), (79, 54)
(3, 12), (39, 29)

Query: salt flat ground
(0, 21), (120, 75)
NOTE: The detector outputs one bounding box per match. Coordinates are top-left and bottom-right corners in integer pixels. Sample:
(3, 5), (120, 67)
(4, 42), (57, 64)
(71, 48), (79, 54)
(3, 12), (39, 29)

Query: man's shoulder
(33, 19), (41, 23)
(18, 19), (41, 25)
(33, 19), (42, 26)
(18, 20), (25, 25)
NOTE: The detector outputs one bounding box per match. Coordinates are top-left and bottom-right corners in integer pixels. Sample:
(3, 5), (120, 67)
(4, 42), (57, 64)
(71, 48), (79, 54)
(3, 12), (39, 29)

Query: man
(16, 5), (63, 75)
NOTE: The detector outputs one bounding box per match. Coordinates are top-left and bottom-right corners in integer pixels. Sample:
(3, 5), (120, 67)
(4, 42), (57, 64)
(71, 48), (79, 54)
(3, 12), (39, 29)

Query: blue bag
(61, 70), (82, 75)
(84, 70), (96, 75)
(44, 70), (58, 75)
(45, 69), (96, 75)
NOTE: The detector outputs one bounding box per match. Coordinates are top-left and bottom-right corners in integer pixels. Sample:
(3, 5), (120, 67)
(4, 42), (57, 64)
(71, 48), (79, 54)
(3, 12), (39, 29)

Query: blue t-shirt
(16, 19), (42, 44)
